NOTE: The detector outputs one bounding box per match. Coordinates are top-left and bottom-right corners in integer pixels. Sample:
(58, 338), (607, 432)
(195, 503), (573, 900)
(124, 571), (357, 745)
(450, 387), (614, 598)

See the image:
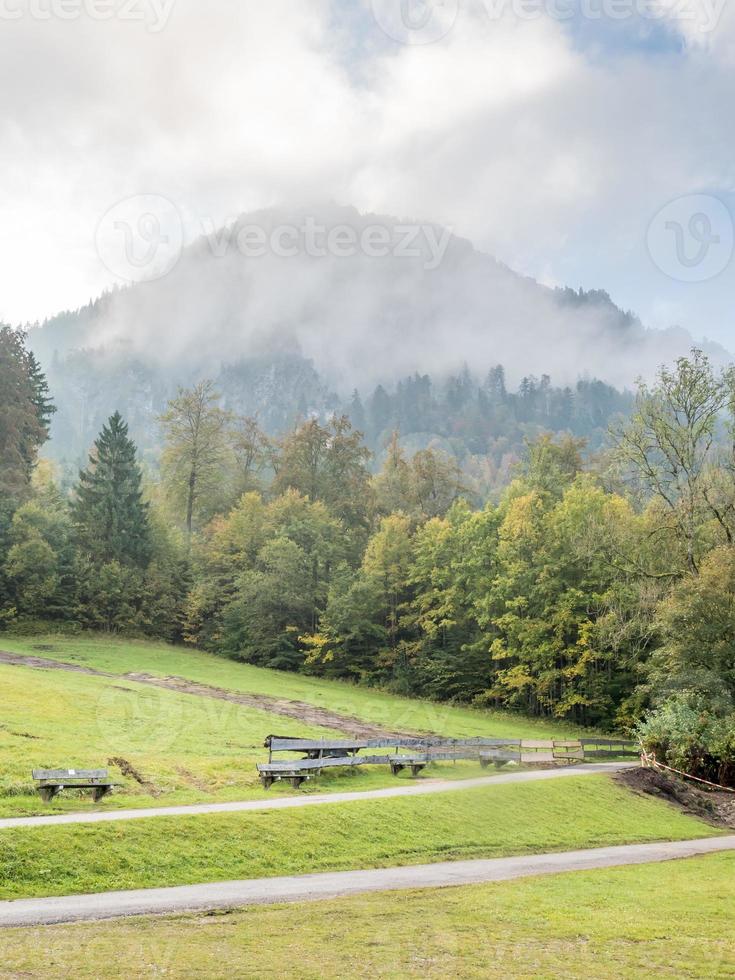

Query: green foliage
(652, 546), (735, 701)
(0, 327), (52, 500)
(75, 560), (145, 632)
(159, 381), (236, 536)
(8, 348), (735, 746)
(612, 349), (735, 572)
(189, 489), (344, 668)
(73, 412), (151, 569)
(638, 691), (735, 787)
(373, 432), (466, 520)
(4, 488), (76, 621)
(273, 414), (373, 553)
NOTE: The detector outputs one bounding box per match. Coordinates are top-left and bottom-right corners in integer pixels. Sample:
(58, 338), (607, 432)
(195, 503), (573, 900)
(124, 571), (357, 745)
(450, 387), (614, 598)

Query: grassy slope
(0, 662), (341, 816)
(0, 633), (603, 816)
(0, 776), (715, 900)
(0, 633), (594, 738)
(1, 854), (733, 978)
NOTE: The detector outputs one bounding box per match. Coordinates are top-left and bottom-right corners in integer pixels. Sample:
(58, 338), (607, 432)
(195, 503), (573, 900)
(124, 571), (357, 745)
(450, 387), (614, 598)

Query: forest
(2, 324), (734, 785)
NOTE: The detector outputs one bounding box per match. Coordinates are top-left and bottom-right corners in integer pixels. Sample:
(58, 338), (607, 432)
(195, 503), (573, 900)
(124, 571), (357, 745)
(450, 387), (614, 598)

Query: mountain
(21, 204), (730, 479)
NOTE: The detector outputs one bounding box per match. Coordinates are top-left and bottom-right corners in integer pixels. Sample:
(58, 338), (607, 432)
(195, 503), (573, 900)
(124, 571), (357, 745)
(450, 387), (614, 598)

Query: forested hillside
(1, 330), (734, 784)
(21, 206), (727, 492)
(34, 348), (634, 499)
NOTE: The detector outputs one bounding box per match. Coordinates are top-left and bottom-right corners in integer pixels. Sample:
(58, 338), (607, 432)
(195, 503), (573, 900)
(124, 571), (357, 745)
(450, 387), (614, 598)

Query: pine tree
(73, 412), (151, 569)
(27, 351), (56, 436)
(0, 327), (49, 497)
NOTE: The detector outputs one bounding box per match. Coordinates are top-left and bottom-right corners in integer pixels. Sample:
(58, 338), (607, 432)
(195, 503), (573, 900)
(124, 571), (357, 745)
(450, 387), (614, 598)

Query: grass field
(0, 633), (601, 816)
(0, 775), (715, 900)
(0, 633), (593, 736)
(0, 661), (345, 816)
(1, 853), (732, 978)
(0, 634), (728, 979)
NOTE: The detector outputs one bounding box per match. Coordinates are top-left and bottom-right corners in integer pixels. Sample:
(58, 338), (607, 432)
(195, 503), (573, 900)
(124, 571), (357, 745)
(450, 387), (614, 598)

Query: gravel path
(0, 763), (637, 831)
(1, 834), (732, 927)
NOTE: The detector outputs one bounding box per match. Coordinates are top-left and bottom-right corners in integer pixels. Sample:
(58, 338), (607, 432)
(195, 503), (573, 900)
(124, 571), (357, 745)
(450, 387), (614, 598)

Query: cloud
(1, 0), (734, 356)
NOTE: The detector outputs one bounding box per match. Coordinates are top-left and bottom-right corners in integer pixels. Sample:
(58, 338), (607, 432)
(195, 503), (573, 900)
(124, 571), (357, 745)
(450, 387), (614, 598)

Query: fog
(4, 1), (735, 352)
(37, 205), (725, 397)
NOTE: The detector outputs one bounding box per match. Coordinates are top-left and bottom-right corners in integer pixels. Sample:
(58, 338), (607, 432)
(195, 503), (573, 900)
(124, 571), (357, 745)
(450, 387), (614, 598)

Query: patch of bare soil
(0, 650), (112, 676)
(122, 671), (417, 739)
(617, 766), (735, 829)
(175, 767), (212, 793)
(0, 650), (415, 739)
(107, 756), (160, 796)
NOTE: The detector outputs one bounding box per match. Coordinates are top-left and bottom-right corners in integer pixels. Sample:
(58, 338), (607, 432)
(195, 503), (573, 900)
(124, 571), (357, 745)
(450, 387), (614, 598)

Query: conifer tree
(0, 327), (50, 497)
(27, 351), (56, 436)
(73, 412), (151, 569)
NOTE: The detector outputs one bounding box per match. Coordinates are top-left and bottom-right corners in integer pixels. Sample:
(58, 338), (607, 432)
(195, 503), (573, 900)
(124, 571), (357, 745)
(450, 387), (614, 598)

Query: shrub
(637, 692), (735, 788)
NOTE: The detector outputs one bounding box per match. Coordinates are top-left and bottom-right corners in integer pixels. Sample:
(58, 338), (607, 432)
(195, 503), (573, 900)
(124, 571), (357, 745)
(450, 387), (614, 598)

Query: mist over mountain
(22, 204), (729, 474)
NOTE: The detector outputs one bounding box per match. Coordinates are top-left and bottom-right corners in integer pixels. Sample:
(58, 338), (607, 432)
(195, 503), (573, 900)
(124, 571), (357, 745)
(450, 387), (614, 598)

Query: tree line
(1, 330), (733, 784)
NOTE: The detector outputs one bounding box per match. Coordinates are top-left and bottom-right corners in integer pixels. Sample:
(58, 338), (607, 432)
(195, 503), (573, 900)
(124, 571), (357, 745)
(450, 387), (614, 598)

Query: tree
(305, 514), (415, 686)
(612, 350), (735, 573)
(478, 477), (637, 725)
(159, 381), (234, 537)
(73, 412), (151, 569)
(652, 546), (735, 702)
(273, 415), (373, 546)
(0, 327), (52, 499)
(402, 502), (496, 701)
(373, 431), (413, 516)
(186, 489), (343, 663)
(5, 491), (76, 620)
(520, 433), (584, 498)
(409, 448), (465, 519)
(27, 350), (56, 435)
(231, 415), (271, 495)
(76, 560), (144, 632)
(374, 437), (465, 521)
(221, 537), (315, 670)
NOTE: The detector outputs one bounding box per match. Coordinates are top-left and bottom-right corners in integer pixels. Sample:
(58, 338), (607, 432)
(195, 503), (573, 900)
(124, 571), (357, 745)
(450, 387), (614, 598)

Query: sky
(1, 0), (734, 350)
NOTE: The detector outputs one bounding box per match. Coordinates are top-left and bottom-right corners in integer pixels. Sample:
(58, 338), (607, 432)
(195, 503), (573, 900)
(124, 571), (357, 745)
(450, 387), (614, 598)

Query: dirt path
(0, 650), (413, 739)
(0, 763), (637, 832)
(1, 834), (732, 928)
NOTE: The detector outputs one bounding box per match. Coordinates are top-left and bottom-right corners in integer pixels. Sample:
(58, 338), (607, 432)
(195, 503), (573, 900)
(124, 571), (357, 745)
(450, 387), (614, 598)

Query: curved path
(1, 835), (732, 928)
(0, 763), (637, 831)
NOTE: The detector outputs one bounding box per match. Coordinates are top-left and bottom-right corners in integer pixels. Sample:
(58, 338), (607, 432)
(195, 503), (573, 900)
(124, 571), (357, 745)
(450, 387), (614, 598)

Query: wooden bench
(32, 769), (119, 803)
(264, 737), (372, 761)
(257, 755), (395, 789)
(257, 733), (640, 790)
(389, 755), (429, 777)
(479, 748), (522, 768)
(263, 735), (436, 761)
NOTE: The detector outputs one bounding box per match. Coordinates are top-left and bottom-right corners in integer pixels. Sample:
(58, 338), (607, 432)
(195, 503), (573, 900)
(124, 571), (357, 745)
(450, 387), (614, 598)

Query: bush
(637, 692), (735, 788)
